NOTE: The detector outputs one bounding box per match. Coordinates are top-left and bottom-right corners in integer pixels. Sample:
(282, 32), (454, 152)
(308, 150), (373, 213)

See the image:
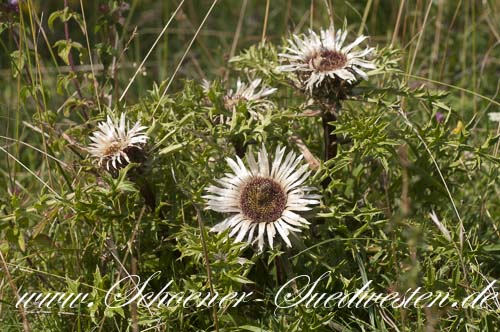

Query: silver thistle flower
(88, 113), (148, 171)
(204, 145), (320, 251)
(278, 26), (376, 93)
(224, 78), (277, 120)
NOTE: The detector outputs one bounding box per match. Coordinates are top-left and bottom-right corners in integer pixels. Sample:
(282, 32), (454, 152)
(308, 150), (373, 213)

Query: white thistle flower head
(204, 145), (321, 251)
(277, 26), (376, 96)
(224, 78), (277, 120)
(88, 113), (148, 171)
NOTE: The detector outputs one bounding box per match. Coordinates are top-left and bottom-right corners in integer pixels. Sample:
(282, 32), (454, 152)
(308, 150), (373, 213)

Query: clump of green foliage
(0, 1), (498, 331)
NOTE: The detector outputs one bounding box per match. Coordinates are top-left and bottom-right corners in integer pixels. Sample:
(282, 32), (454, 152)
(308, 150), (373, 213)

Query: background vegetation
(0, 0), (499, 331)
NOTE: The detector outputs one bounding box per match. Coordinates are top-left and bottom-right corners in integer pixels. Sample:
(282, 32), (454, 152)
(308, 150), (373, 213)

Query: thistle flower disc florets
(88, 113), (148, 171)
(278, 26), (376, 98)
(204, 145), (321, 251)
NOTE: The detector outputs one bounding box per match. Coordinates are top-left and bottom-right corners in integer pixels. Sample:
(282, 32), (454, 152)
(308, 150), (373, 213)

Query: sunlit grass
(0, 1), (498, 331)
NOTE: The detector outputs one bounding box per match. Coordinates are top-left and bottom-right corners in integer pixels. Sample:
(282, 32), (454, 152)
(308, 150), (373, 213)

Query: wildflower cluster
(4, 4), (497, 330)
(87, 24), (375, 251)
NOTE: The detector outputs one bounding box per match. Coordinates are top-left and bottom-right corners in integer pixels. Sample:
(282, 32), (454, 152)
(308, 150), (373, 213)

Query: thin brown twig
(0, 251), (31, 332)
(224, 0), (248, 81)
(289, 135), (320, 170)
(398, 144), (410, 216)
(122, 206), (146, 265)
(391, 0), (406, 45)
(110, 23), (120, 107)
(194, 205), (219, 332)
(309, 0), (314, 28)
(152, 0), (218, 115)
(283, 0), (291, 31)
(175, 11), (218, 68)
(407, 0), (433, 80)
(358, 0), (373, 35)
(119, 0), (186, 102)
(79, 0), (102, 113)
(437, 1), (462, 79)
(130, 255), (139, 332)
(324, 0), (334, 27)
(104, 238), (128, 280)
(63, 0), (86, 119)
(261, 0), (270, 42)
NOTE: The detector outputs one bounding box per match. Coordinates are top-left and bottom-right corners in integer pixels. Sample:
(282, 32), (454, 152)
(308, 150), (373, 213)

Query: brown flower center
(239, 176), (287, 223)
(223, 95), (247, 110)
(103, 141), (123, 156)
(309, 50), (348, 72)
